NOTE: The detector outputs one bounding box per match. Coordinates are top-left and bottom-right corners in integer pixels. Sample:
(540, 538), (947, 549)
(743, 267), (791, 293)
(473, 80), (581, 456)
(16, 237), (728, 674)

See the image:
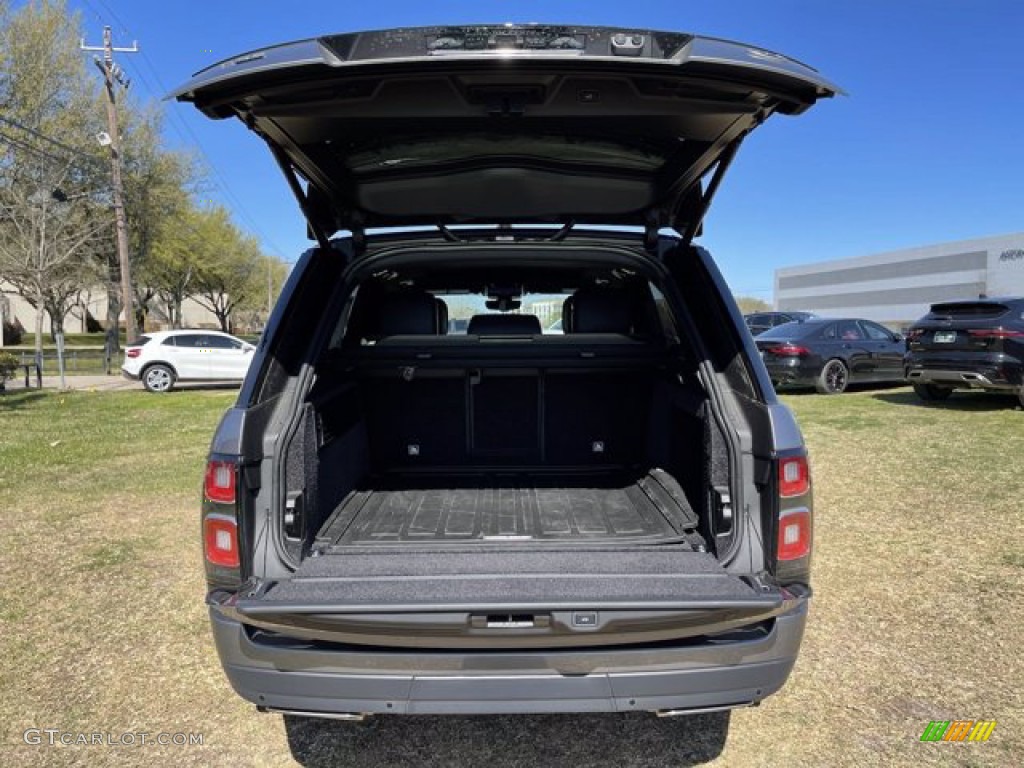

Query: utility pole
(81, 27), (138, 348)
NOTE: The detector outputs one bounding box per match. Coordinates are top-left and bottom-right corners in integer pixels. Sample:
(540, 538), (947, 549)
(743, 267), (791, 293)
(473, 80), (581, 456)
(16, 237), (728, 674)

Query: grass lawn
(0, 387), (1021, 767)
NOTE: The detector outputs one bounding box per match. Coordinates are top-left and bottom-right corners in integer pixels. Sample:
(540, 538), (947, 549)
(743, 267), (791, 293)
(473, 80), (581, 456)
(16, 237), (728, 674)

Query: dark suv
(905, 297), (1024, 405)
(176, 25), (837, 722)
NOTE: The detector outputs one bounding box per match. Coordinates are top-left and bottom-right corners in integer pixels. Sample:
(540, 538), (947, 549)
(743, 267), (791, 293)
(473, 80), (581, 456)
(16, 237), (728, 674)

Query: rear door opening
(216, 241), (797, 648)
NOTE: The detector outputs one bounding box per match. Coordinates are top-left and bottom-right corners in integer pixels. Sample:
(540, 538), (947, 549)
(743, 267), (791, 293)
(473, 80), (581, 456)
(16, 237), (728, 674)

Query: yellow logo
(920, 720), (996, 742)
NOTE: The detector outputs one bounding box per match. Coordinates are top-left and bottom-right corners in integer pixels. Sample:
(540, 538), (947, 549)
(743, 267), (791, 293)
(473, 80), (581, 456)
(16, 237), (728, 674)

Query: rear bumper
(762, 357), (819, 389)
(905, 355), (1023, 391)
(208, 599), (809, 716)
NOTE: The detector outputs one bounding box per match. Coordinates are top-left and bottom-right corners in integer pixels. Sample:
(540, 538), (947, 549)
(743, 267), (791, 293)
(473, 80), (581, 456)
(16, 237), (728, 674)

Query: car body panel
(209, 600), (807, 715)
(173, 25), (839, 236)
(170, 334), (213, 379)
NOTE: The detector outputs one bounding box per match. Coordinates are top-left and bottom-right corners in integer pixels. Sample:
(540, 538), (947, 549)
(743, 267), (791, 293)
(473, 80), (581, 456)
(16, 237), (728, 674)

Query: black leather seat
(563, 285), (641, 334)
(466, 313), (542, 336)
(375, 291), (446, 336)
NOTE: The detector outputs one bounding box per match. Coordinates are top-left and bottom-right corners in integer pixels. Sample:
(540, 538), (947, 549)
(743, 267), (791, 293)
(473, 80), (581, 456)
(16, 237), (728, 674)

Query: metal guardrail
(10, 347), (114, 377)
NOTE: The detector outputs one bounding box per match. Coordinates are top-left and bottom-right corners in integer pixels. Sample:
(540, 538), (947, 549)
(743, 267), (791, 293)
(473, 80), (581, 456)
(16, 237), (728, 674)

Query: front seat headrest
(466, 314), (542, 336)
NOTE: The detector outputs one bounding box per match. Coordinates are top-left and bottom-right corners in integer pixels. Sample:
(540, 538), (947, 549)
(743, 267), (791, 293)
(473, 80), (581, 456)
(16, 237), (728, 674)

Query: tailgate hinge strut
(267, 143), (333, 252)
(680, 135), (744, 246)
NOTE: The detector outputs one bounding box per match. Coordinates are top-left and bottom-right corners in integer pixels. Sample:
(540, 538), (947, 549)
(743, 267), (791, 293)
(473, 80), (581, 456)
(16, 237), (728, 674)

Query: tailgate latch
(471, 614), (551, 629)
(712, 487), (733, 535)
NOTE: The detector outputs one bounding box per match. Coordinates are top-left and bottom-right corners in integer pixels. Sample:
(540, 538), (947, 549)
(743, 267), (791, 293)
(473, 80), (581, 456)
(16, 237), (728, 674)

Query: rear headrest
(466, 313), (542, 336)
(563, 286), (637, 334)
(376, 291), (445, 336)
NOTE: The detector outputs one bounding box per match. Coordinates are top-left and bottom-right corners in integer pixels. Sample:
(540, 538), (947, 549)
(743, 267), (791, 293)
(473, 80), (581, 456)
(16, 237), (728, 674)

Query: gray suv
(178, 25), (835, 723)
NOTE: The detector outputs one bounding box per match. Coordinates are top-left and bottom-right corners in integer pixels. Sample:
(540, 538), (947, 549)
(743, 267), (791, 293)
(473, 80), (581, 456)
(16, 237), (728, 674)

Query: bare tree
(0, 158), (110, 355)
(0, 0), (109, 353)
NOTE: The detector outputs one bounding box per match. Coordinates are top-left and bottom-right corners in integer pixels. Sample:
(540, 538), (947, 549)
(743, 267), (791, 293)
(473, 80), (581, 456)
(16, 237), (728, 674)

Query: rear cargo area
(262, 268), (746, 628)
(313, 469), (701, 548)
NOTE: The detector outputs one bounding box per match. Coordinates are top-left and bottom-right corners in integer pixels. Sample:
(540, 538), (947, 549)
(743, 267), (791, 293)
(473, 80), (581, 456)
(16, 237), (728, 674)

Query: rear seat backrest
(466, 313), (542, 336)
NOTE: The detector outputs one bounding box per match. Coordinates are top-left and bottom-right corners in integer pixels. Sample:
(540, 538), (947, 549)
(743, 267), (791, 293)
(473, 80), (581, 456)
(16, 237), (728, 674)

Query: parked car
(122, 330), (255, 392)
(756, 317), (905, 394)
(905, 297), (1024, 405)
(176, 24), (837, 723)
(744, 311), (817, 337)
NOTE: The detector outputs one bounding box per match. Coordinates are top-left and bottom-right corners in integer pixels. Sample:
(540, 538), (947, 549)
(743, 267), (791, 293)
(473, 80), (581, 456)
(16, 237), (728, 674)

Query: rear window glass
(332, 270), (666, 347)
(438, 292), (569, 335)
(129, 335), (152, 346)
(928, 302), (1009, 318)
(755, 322), (808, 340)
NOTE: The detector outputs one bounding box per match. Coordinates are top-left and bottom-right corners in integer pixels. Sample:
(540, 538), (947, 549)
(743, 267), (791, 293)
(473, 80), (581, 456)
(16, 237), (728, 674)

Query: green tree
(233, 253), (289, 331)
(0, 0), (109, 355)
(735, 296), (771, 315)
(189, 206), (263, 332)
(120, 108), (199, 330)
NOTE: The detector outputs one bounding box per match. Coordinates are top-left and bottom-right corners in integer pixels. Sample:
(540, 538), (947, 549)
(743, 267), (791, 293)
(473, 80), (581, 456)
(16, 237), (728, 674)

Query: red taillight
(906, 329), (924, 341)
(766, 344), (810, 357)
(779, 456), (809, 497)
(778, 509), (811, 561)
(126, 348), (142, 358)
(967, 328), (1024, 339)
(203, 514), (239, 568)
(204, 460), (236, 504)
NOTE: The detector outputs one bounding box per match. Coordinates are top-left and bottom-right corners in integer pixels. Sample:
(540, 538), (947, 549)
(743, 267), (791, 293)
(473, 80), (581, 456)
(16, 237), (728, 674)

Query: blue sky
(63, 0), (1024, 300)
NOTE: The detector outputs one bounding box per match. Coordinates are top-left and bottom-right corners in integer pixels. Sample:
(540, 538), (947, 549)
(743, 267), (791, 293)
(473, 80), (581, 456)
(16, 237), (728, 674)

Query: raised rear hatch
(173, 25), (839, 243)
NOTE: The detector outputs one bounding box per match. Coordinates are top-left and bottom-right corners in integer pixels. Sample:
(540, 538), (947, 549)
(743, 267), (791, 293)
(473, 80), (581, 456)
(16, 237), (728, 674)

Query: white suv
(122, 330), (255, 392)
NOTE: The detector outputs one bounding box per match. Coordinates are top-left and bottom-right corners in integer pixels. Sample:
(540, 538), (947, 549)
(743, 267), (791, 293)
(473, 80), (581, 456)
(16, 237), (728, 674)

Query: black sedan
(755, 318), (906, 394)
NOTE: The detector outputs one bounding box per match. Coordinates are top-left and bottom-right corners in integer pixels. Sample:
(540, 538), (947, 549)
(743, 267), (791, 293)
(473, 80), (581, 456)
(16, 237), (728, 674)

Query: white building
(774, 233), (1024, 327)
(0, 280), (220, 343)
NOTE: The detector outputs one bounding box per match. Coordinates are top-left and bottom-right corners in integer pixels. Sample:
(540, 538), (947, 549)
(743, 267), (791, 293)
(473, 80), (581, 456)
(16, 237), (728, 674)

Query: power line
(79, 2), (290, 259)
(0, 116), (106, 167)
(0, 129), (100, 176)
